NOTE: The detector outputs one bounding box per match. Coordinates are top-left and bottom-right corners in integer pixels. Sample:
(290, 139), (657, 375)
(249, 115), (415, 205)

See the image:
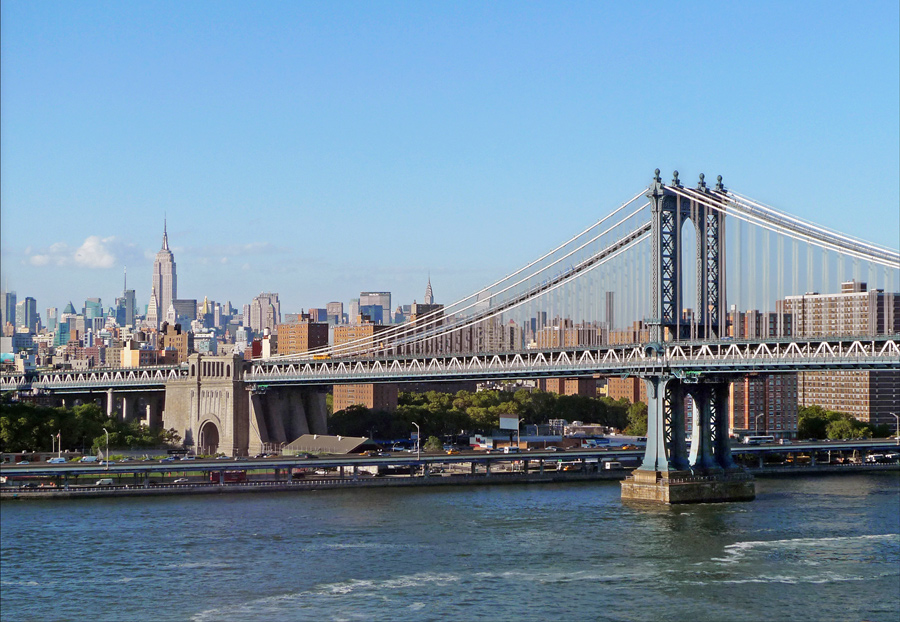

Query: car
(118, 457), (133, 463)
(160, 457), (176, 463)
(15, 460), (30, 465)
(215, 455), (230, 459)
(173, 478), (189, 484)
(20, 482), (38, 489)
(446, 449), (460, 455)
(182, 456), (195, 461)
(545, 446), (564, 452)
(47, 457), (67, 464)
(362, 450), (379, 457)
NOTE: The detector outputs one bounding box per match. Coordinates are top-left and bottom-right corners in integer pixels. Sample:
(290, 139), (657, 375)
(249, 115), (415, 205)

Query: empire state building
(150, 220), (177, 328)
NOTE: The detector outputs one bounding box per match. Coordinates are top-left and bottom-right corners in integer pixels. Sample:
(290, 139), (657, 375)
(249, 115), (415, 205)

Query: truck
(209, 471), (247, 483)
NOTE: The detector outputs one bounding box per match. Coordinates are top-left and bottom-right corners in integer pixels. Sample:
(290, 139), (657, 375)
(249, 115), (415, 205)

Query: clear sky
(2, 0), (898, 316)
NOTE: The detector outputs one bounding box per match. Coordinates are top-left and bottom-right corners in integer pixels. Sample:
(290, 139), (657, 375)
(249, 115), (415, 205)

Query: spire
(424, 275), (434, 305)
(162, 217), (169, 251)
(123, 266), (127, 294)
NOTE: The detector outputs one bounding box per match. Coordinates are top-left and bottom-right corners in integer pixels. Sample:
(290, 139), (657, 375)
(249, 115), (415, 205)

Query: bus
(742, 435), (775, 445)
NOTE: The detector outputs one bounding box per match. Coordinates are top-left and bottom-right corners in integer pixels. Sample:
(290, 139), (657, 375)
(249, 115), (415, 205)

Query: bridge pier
(622, 376), (754, 504)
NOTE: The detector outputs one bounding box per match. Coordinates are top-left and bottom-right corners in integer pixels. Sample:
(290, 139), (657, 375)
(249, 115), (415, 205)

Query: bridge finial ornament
(715, 174), (725, 192)
(672, 170), (680, 186)
(654, 168), (661, 183)
(698, 173), (707, 191)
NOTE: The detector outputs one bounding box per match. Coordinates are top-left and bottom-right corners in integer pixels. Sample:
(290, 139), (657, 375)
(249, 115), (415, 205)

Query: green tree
(423, 435), (443, 452)
(624, 401), (648, 436)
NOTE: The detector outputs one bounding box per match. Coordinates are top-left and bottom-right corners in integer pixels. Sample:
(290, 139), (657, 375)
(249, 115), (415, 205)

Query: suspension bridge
(3, 170), (898, 502)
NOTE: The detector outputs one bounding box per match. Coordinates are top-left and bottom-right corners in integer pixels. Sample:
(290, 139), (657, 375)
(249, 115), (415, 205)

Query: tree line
(328, 389), (649, 440)
(0, 395), (181, 454)
(797, 405), (891, 440)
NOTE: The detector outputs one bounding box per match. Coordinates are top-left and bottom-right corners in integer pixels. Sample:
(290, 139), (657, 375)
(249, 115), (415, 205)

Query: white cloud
(73, 236), (116, 268)
(26, 235), (129, 269)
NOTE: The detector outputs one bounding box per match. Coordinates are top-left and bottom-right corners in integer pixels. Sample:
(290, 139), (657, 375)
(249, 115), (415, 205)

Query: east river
(1, 472), (898, 622)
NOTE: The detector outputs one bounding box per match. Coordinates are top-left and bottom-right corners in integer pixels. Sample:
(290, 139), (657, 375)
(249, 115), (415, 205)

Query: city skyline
(2, 1), (898, 315)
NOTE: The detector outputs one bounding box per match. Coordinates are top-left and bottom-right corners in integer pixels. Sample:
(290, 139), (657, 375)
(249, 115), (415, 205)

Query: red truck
(209, 471), (247, 483)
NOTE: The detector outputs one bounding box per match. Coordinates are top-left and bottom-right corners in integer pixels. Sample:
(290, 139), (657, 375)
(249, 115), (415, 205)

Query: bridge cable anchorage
(270, 193), (651, 361)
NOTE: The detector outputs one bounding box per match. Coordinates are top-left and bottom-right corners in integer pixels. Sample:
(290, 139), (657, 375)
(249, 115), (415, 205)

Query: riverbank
(2, 462), (896, 500)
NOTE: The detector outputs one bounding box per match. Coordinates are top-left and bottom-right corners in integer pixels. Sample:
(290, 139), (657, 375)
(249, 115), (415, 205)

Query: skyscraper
(151, 219), (177, 329)
(424, 277), (434, 305)
(1, 291), (16, 329)
(249, 293), (281, 333)
(15, 297), (38, 333)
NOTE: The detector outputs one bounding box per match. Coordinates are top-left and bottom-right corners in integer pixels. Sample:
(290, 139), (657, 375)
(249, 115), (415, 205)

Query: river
(1, 472), (898, 622)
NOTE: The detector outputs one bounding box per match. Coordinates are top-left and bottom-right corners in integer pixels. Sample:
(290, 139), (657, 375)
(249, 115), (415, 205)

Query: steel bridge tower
(622, 170), (754, 503)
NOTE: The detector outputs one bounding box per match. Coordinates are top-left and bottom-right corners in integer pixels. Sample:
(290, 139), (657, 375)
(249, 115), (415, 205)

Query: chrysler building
(149, 219), (177, 328)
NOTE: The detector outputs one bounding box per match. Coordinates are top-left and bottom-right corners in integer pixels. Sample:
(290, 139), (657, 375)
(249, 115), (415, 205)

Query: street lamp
(102, 427), (109, 471)
(51, 434), (56, 456)
(891, 413), (899, 446)
(412, 422), (421, 463)
(755, 413), (764, 436)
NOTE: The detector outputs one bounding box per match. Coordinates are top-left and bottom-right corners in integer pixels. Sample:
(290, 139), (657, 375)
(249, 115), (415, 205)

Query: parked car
(173, 478), (189, 484)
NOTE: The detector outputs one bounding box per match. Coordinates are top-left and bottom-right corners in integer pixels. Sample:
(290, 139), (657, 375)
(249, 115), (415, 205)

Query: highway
(2, 439), (899, 481)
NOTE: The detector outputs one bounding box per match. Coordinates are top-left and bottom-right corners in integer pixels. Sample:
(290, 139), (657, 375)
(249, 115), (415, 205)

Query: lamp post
(891, 413), (899, 446)
(51, 434), (56, 456)
(412, 422), (421, 463)
(102, 427), (109, 471)
(755, 413), (764, 436)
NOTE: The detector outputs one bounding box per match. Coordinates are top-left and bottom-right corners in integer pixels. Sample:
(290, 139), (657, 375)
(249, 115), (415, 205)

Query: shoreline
(2, 462), (897, 501)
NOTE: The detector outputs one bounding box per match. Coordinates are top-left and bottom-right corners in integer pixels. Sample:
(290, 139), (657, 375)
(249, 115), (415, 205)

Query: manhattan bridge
(4, 170), (899, 501)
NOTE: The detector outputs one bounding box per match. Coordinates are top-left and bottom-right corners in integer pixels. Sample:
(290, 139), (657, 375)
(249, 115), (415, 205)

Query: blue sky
(2, 0), (898, 316)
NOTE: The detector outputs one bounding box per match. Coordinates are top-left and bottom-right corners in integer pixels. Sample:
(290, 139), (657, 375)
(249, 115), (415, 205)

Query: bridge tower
(648, 169), (727, 343)
(622, 170), (754, 503)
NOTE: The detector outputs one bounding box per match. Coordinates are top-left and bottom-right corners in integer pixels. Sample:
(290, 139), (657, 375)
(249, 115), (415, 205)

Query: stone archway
(198, 421), (220, 456)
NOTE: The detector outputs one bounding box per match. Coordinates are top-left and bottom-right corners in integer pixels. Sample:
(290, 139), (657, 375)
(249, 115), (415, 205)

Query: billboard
(499, 416), (519, 431)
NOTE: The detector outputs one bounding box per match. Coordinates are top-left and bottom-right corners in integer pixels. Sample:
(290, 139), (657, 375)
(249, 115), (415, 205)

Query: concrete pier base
(620, 468), (755, 504)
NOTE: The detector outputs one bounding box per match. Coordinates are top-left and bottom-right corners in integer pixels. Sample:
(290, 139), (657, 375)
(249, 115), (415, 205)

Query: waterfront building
(276, 320), (329, 356)
(729, 374), (798, 439)
(540, 377), (597, 397)
(779, 280), (900, 426)
(333, 321), (397, 412)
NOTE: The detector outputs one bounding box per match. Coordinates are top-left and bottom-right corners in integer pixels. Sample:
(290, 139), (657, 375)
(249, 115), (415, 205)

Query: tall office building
(424, 277), (434, 305)
(151, 220), (177, 329)
(16, 297), (38, 333)
(326, 301), (344, 324)
(360, 292), (391, 324)
(84, 298), (103, 320)
(249, 293), (281, 333)
(1, 291), (16, 330)
(46, 307), (59, 333)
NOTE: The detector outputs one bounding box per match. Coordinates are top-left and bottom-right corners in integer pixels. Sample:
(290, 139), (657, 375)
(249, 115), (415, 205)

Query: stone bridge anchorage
(161, 354), (326, 457)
